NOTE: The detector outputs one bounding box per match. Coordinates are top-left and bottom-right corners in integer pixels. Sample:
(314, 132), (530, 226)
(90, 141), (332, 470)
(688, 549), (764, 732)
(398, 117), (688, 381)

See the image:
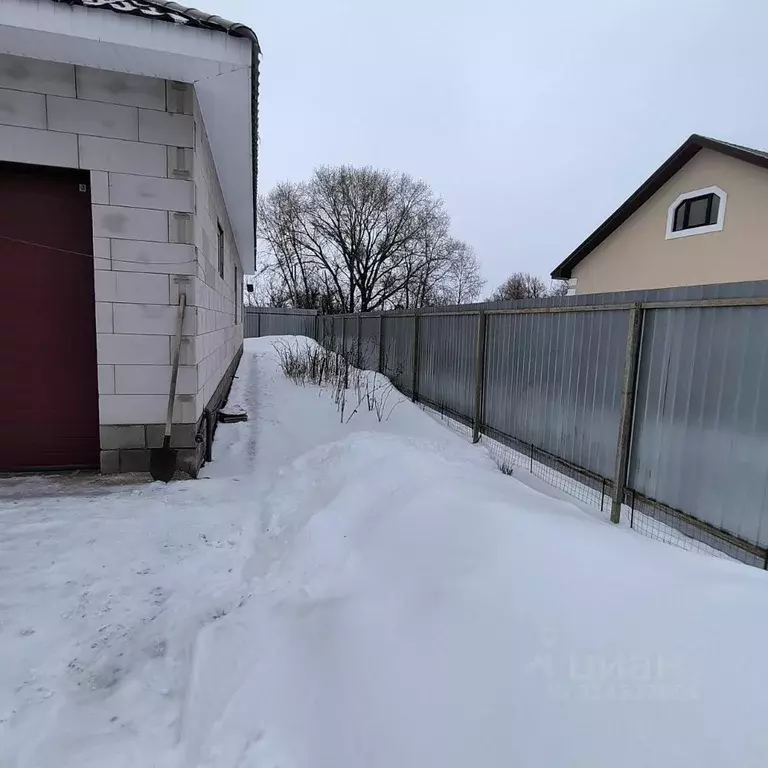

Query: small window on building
(666, 186), (727, 240)
(672, 193), (720, 232)
(217, 222), (225, 279)
(234, 265), (239, 324)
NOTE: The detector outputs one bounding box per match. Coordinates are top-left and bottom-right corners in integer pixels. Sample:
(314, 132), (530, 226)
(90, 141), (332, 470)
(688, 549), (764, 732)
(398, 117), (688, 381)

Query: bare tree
(425, 241), (485, 305)
(258, 167), (482, 311)
(257, 182), (323, 309)
(310, 166), (437, 312)
(489, 272), (548, 301)
(447, 243), (485, 304)
(548, 280), (569, 298)
(489, 273), (570, 301)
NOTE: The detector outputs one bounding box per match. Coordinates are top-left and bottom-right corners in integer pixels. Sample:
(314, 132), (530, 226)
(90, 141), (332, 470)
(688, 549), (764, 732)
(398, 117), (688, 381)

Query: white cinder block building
(0, 0), (259, 475)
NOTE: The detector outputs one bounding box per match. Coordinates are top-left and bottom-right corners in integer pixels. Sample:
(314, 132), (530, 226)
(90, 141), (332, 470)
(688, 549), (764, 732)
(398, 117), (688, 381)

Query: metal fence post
(611, 304), (644, 524)
(472, 310), (487, 443)
(357, 314), (363, 369)
(411, 312), (420, 402)
(256, 310), (261, 338)
(377, 314), (384, 374)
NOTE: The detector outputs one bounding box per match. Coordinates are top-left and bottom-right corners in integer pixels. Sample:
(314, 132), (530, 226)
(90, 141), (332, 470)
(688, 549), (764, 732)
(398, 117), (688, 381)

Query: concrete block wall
(0, 54), (245, 474)
(189, 92), (244, 413)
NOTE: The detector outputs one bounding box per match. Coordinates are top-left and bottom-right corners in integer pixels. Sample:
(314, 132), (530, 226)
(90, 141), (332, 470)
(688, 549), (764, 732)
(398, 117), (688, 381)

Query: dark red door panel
(0, 162), (100, 470)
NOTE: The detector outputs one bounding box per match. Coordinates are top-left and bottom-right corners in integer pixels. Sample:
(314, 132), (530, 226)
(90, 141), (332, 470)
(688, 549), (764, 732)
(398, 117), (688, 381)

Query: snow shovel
(150, 293), (187, 482)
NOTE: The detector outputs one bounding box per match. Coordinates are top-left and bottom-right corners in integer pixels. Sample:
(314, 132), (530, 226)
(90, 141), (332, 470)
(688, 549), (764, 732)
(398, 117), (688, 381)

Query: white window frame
(665, 186), (727, 240)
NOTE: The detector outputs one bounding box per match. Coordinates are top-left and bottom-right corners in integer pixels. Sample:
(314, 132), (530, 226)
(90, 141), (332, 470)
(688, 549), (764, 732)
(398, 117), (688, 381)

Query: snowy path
(2, 337), (768, 767)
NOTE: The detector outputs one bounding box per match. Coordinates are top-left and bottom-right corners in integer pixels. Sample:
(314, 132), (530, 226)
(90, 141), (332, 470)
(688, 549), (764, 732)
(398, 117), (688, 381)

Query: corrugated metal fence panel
(343, 316), (357, 359)
(326, 315), (344, 352)
(257, 312), (316, 338)
(320, 315), (341, 352)
(359, 315), (381, 370)
(319, 315), (331, 347)
(244, 309), (259, 338)
(381, 315), (414, 393)
(244, 309), (317, 339)
(483, 309), (628, 479)
(629, 305), (768, 547)
(417, 312), (478, 419)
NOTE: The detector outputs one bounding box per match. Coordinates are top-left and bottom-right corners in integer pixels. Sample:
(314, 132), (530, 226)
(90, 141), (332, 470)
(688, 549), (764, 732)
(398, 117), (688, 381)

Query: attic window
(673, 193), (719, 231)
(666, 186), (727, 240)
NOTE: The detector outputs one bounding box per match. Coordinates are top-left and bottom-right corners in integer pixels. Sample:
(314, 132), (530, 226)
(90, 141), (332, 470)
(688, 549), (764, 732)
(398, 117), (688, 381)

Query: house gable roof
(551, 135), (768, 280)
(51, 0), (260, 49)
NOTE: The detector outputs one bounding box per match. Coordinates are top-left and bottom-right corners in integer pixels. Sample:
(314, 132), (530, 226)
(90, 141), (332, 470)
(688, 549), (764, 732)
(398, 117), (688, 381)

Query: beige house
(551, 135), (768, 295)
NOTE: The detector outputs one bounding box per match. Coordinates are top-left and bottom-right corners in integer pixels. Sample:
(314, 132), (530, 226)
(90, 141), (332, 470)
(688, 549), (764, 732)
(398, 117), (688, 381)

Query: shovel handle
(165, 294), (187, 440)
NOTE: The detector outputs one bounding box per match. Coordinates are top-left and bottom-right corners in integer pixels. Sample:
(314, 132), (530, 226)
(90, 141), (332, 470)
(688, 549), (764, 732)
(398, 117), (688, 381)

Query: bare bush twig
(272, 337), (404, 424)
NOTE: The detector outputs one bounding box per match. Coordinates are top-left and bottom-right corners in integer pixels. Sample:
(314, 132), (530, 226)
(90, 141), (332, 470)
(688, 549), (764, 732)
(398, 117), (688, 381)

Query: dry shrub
(272, 338), (403, 423)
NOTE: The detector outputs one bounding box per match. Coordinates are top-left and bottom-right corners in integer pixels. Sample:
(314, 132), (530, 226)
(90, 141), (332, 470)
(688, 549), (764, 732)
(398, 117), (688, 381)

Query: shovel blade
(150, 446), (178, 483)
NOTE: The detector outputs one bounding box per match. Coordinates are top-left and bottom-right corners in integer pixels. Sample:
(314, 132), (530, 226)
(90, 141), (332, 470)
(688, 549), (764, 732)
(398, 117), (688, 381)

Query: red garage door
(0, 162), (100, 471)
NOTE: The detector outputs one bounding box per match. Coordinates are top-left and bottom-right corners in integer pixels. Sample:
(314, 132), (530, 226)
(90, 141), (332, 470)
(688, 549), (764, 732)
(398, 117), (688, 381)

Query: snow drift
(2, 336), (768, 768)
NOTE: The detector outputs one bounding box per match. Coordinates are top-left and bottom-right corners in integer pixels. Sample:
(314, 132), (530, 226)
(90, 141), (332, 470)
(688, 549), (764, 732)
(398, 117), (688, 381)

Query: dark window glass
(217, 222), (225, 279)
(710, 194), (720, 223)
(686, 196), (709, 227)
(674, 203), (686, 231)
(672, 193), (720, 232)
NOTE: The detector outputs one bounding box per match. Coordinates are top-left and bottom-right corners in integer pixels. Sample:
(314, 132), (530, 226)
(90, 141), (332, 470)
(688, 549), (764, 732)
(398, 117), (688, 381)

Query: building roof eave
(551, 134), (768, 280)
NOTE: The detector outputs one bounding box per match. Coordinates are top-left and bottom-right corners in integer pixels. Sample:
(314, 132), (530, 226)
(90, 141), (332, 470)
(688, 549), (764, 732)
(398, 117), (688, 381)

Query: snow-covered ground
(2, 336), (768, 768)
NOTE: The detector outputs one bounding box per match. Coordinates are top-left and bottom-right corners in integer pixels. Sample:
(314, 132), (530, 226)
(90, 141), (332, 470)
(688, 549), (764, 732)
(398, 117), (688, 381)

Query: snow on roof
(49, 0), (254, 39)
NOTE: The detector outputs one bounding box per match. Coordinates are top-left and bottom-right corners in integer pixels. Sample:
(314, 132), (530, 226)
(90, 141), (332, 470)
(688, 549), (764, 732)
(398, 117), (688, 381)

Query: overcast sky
(211, 0), (768, 291)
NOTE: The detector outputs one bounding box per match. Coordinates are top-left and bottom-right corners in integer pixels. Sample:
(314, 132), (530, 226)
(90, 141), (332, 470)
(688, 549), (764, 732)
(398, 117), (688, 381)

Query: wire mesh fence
(315, 289), (768, 570)
(621, 492), (764, 566)
(419, 400), (611, 509)
(420, 400), (756, 565)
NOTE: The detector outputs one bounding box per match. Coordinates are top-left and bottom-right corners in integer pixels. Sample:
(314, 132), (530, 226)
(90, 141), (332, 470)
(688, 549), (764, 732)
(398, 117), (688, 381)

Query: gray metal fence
(315, 282), (768, 568)
(244, 307), (318, 339)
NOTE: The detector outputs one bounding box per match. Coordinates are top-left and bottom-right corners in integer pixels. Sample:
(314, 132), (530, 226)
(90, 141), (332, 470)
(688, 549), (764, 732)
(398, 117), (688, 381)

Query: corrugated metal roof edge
(145, 0), (261, 52)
